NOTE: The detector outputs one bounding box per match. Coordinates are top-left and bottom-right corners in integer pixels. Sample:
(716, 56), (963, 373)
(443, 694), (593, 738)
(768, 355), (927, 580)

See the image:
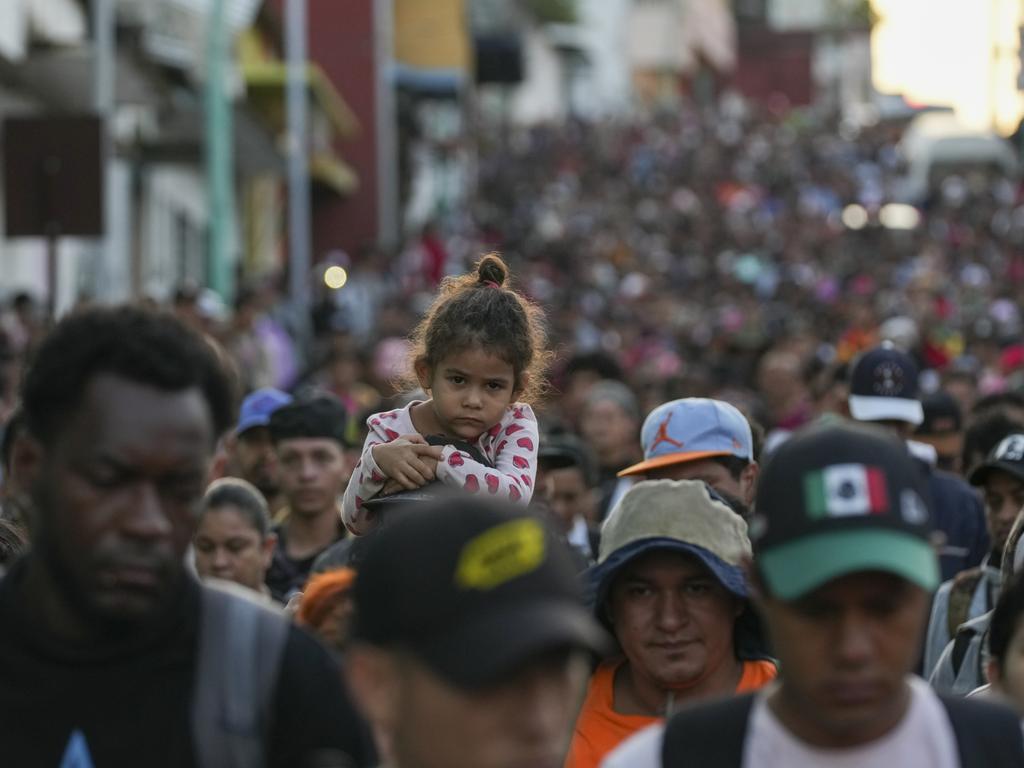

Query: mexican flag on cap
(803, 464), (889, 519)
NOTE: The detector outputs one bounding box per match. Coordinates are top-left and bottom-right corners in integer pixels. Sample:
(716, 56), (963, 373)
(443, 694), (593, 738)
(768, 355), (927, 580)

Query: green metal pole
(205, 0), (235, 302)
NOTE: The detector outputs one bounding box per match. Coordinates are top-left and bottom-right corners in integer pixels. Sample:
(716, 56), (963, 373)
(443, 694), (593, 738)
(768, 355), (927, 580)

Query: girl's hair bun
(477, 254), (508, 287)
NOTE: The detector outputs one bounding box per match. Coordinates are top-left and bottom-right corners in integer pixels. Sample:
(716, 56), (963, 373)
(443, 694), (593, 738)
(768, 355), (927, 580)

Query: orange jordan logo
(650, 412), (684, 452)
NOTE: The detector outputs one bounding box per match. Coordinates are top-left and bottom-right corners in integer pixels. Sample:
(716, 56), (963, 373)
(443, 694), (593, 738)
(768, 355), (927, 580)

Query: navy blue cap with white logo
(848, 345), (924, 426)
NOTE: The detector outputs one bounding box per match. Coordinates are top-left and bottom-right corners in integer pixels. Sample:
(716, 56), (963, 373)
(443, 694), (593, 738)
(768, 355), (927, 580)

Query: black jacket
(0, 559), (371, 767)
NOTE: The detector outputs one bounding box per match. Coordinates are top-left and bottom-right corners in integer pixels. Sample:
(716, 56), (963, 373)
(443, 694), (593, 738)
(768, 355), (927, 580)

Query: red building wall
(273, 0), (380, 257)
(732, 28), (814, 108)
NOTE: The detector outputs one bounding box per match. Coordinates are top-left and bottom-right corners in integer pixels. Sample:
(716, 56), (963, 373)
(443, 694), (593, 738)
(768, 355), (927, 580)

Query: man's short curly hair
(21, 305), (236, 446)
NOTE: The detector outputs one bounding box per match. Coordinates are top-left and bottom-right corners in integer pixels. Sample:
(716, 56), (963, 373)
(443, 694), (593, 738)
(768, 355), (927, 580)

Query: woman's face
(193, 505), (272, 592)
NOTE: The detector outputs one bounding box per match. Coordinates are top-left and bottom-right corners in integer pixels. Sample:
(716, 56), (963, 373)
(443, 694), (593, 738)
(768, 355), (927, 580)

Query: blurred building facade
(0, 0), (93, 309)
(0, 0), (880, 310)
(0, 0), (364, 311)
(741, 0), (873, 114)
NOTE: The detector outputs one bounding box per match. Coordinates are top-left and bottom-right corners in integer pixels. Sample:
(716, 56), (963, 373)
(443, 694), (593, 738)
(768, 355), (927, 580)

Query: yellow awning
(239, 29), (359, 197)
(243, 61), (359, 138)
(310, 151), (359, 195)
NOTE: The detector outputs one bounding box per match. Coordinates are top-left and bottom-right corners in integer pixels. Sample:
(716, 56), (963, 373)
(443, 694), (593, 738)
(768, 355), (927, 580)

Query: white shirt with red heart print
(340, 401), (539, 535)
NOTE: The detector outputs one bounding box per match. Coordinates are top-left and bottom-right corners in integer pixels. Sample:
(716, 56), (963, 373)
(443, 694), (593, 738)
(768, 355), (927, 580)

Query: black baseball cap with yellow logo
(351, 497), (609, 689)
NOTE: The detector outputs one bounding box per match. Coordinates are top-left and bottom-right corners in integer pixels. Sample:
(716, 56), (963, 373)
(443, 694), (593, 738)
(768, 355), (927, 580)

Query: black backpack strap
(661, 694), (755, 767)
(950, 625), (976, 679)
(587, 526), (601, 561)
(940, 695), (1024, 768)
(192, 583), (289, 768)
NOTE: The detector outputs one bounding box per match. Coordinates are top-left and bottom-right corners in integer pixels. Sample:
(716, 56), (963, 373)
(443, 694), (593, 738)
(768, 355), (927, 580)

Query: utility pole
(92, 0), (114, 304)
(375, 0), (399, 248)
(285, 0), (312, 305)
(205, 0), (236, 301)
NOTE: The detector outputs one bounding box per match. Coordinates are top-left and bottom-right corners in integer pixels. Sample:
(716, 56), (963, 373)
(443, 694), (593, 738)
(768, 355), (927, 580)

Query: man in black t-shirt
(265, 396), (351, 602)
(0, 307), (369, 767)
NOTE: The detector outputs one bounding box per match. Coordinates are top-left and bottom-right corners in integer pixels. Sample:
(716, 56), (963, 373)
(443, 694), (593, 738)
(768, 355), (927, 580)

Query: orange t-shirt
(564, 658), (777, 768)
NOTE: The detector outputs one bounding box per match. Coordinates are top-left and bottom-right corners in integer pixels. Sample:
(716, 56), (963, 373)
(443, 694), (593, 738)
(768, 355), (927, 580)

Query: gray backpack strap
(192, 582), (290, 768)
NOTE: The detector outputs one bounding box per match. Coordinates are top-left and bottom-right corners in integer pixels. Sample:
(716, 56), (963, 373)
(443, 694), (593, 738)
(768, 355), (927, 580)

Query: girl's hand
(372, 435), (444, 490)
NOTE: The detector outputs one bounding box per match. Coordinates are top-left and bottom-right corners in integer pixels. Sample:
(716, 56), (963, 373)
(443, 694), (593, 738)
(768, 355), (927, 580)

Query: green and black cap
(752, 422), (939, 601)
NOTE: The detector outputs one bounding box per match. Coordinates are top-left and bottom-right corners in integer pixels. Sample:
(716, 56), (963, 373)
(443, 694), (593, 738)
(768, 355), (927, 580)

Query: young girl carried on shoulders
(341, 254), (550, 535)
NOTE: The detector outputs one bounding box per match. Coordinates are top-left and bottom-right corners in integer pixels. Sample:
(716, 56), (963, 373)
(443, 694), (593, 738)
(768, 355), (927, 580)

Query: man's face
(648, 457), (756, 509)
(580, 400), (637, 467)
(354, 648), (589, 768)
(30, 374), (213, 626)
(193, 505), (274, 592)
(231, 427), (280, 498)
(982, 470), (1024, 559)
(563, 372), (602, 428)
(758, 571), (929, 747)
(542, 466), (594, 533)
(608, 550), (740, 693)
(915, 432), (962, 474)
(276, 437), (347, 518)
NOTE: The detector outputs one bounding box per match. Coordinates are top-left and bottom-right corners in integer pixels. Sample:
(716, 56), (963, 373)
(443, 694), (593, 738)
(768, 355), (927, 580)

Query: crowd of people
(2, 93), (1024, 765)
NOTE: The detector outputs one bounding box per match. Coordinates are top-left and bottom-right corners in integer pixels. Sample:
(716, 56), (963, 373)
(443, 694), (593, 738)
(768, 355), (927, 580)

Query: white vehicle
(898, 112), (1018, 201)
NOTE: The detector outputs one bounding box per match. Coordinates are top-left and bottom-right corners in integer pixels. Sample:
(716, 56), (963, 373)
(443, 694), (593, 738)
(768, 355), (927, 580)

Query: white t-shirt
(601, 677), (960, 768)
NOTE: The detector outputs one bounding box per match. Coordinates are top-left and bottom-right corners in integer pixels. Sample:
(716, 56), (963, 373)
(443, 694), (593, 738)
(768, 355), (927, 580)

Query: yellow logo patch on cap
(455, 518), (546, 591)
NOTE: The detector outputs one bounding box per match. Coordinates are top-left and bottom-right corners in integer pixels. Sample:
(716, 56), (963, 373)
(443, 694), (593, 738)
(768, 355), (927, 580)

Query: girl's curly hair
(404, 254), (551, 404)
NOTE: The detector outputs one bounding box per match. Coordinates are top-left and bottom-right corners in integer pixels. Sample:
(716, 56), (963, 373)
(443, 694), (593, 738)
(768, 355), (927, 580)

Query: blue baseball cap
(236, 388), (293, 436)
(618, 398), (753, 477)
